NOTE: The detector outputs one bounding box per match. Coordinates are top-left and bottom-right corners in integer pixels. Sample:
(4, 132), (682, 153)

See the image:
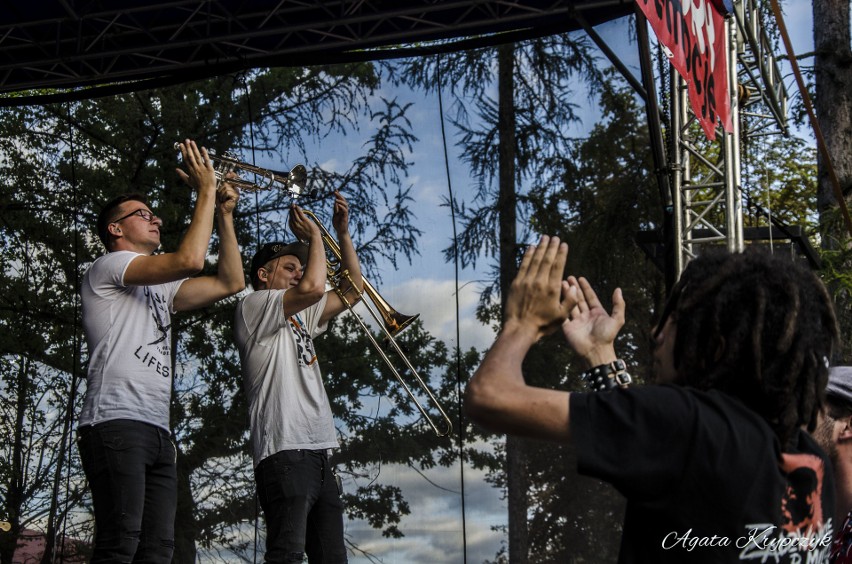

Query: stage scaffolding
(667, 0), (818, 278)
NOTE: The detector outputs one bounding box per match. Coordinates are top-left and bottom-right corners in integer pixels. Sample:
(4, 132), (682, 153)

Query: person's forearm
(215, 211), (245, 294)
(173, 185), (216, 272)
(579, 345), (619, 369)
(466, 321), (573, 441)
(335, 230), (363, 297)
(465, 321), (538, 420)
(477, 323), (537, 381)
(297, 231), (328, 295)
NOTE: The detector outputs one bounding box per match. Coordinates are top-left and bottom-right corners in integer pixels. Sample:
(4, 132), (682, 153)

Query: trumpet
(302, 210), (453, 437)
(174, 142), (307, 195)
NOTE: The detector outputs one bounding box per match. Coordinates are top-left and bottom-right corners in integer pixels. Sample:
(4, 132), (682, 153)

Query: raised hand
(561, 276), (625, 367)
(289, 204), (321, 242)
(505, 236), (578, 340)
(331, 191), (349, 235)
(217, 172), (240, 215)
(175, 139), (216, 193)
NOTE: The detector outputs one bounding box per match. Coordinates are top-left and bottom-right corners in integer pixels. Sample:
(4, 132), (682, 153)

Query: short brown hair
(96, 193), (148, 250)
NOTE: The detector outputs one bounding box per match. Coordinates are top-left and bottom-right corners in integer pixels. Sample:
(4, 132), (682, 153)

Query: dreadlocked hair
(663, 247), (839, 449)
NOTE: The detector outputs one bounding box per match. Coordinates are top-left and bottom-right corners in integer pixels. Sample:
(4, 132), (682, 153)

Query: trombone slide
(302, 210), (453, 437)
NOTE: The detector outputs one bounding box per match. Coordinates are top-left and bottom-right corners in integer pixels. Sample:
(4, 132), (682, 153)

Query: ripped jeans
(255, 449), (347, 563)
(78, 419), (177, 563)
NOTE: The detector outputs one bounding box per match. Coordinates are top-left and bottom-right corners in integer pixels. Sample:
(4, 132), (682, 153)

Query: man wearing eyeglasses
(77, 139), (245, 563)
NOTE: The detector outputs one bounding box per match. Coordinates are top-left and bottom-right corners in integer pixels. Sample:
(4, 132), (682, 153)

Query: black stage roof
(0, 0), (634, 105)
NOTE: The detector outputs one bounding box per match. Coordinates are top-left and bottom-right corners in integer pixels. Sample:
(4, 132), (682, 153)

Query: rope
(239, 74), (262, 247)
(763, 135), (774, 252)
(238, 73), (262, 564)
(436, 54), (468, 564)
(47, 102), (83, 563)
(768, 0), (852, 238)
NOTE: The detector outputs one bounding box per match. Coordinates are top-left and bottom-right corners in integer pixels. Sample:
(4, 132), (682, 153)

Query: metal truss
(0, 0), (632, 103)
(669, 0), (790, 277)
(734, 0), (789, 140)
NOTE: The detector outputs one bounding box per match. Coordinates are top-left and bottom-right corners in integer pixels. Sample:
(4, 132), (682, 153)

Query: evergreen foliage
(0, 64), (459, 562)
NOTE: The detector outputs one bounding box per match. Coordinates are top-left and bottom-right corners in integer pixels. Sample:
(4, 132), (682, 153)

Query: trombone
(174, 142), (307, 195)
(302, 210), (453, 438)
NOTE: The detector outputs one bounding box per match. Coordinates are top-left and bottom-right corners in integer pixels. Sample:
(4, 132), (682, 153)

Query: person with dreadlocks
(465, 235), (839, 563)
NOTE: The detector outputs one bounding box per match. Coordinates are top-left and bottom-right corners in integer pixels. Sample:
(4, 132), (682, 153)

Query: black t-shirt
(571, 385), (835, 563)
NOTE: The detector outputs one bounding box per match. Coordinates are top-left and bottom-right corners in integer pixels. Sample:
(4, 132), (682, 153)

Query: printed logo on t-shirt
(780, 453), (825, 534)
(144, 286), (172, 347)
(129, 286), (172, 378)
(735, 453), (833, 561)
(288, 315), (318, 367)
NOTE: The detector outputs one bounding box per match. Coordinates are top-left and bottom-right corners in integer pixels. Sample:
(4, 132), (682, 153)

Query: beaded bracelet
(579, 359), (632, 392)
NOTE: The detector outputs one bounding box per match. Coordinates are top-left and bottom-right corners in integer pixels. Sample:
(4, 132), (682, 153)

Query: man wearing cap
(234, 191), (360, 563)
(815, 366), (852, 563)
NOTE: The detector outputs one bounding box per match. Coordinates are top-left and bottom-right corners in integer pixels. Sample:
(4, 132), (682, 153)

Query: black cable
(238, 74), (262, 247)
(437, 54), (468, 564)
(238, 72), (262, 564)
(50, 102), (83, 563)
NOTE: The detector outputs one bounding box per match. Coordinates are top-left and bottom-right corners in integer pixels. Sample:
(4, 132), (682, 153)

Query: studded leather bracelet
(579, 359), (632, 391)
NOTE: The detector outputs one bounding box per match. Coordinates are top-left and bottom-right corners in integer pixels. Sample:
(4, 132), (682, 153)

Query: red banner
(636, 0), (733, 140)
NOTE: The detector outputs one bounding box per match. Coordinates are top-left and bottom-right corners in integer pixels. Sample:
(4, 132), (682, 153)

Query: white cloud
(409, 174), (447, 209)
(338, 274), (502, 563)
(353, 277), (496, 352)
(318, 156), (345, 172)
(345, 455), (506, 564)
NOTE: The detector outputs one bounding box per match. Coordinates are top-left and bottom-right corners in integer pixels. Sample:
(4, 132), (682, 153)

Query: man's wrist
(198, 178), (217, 192)
(196, 185), (216, 203)
(581, 346), (618, 368)
(501, 319), (544, 344)
(579, 359), (632, 391)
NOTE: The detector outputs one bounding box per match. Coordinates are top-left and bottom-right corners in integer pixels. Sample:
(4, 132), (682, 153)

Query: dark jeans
(255, 449), (347, 563)
(78, 419), (177, 564)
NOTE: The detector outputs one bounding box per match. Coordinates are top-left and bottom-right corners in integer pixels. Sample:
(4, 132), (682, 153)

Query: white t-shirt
(79, 251), (184, 431)
(234, 289), (339, 467)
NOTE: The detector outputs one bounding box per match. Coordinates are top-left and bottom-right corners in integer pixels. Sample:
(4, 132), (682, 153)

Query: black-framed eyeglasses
(112, 208), (157, 224)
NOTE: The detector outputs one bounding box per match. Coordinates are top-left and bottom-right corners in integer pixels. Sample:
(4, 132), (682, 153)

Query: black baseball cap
(826, 366), (852, 408)
(250, 241), (309, 289)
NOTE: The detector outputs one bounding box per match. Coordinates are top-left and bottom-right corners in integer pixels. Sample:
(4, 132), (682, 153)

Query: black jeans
(255, 449), (347, 563)
(78, 419), (176, 563)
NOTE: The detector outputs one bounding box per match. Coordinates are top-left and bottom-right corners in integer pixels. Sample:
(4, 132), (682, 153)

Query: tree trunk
(171, 324), (198, 564)
(174, 447), (199, 564)
(497, 43), (529, 564)
(814, 0), (852, 361)
(1, 356), (30, 564)
(40, 365), (82, 564)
